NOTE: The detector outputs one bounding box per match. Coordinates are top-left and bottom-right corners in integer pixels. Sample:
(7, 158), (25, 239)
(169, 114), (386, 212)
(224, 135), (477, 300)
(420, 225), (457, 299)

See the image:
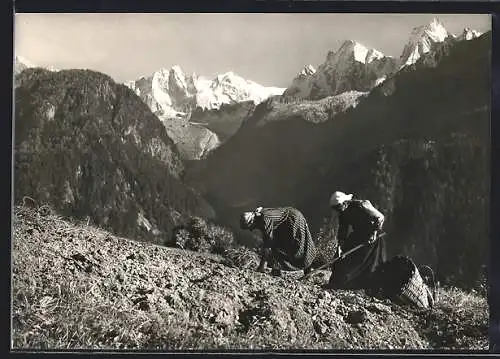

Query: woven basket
(375, 256), (435, 310)
(397, 265), (433, 309)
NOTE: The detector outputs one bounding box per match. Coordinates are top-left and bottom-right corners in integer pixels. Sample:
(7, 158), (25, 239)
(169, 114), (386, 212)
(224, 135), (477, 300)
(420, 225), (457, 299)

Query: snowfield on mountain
(12, 206), (488, 351)
(124, 66), (285, 119)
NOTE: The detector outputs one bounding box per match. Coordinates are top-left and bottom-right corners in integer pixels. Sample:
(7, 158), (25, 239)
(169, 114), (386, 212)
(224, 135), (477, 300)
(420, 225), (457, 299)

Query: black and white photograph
(12, 13), (491, 351)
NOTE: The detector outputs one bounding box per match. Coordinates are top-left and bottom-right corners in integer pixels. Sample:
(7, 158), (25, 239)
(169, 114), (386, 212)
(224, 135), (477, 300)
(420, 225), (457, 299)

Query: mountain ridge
(283, 19), (484, 101)
(14, 55), (60, 76)
(14, 67), (214, 244)
(124, 66), (285, 119)
(284, 39), (399, 100)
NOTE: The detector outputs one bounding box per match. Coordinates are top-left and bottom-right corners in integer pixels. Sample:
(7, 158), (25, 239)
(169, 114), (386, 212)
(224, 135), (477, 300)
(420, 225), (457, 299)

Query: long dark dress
(328, 200), (387, 289)
(255, 207), (317, 271)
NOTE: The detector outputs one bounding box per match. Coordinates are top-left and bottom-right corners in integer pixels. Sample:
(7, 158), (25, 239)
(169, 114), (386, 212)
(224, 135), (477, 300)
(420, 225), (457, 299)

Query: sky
(14, 13), (491, 87)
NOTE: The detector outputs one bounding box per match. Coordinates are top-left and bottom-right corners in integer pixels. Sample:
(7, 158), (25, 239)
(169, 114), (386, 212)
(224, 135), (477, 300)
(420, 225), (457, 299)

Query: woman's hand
(256, 258), (267, 272)
(368, 231), (378, 244)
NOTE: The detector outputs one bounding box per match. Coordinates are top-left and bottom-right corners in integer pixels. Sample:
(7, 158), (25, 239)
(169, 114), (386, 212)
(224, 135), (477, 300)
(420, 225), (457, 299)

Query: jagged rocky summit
(124, 66), (285, 119)
(284, 40), (398, 100)
(284, 18), (484, 101)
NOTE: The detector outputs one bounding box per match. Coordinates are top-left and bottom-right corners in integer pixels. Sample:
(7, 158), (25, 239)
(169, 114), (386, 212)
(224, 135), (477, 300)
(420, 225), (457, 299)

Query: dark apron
(328, 230), (387, 289)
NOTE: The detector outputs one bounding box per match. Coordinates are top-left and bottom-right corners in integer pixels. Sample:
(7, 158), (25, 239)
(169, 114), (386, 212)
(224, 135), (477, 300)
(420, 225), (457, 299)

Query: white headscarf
(329, 191), (353, 207)
(242, 211), (255, 225)
(240, 207), (263, 229)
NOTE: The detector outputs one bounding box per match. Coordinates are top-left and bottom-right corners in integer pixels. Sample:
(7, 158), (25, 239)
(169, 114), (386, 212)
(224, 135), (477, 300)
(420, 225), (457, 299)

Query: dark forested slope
(14, 68), (214, 244)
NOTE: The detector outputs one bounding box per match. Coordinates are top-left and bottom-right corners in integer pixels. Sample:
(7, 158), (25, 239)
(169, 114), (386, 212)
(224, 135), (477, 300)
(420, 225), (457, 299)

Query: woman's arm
(362, 200), (385, 230)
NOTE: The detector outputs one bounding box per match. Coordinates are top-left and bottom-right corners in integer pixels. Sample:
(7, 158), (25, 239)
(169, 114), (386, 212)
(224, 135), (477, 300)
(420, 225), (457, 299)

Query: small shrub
(169, 226), (189, 249)
(169, 216), (235, 255)
(209, 226), (235, 255)
(311, 215), (339, 269)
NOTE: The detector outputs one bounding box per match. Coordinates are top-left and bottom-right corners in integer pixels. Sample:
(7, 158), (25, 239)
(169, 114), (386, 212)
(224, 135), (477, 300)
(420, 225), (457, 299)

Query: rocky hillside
(241, 91), (367, 128)
(159, 116), (221, 160)
(14, 68), (214, 244)
(12, 206), (488, 350)
(190, 101), (257, 142)
(186, 32), (490, 287)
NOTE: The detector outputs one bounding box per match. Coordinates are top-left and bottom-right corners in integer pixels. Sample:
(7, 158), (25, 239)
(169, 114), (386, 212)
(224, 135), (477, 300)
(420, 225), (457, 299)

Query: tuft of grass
(402, 286), (489, 350)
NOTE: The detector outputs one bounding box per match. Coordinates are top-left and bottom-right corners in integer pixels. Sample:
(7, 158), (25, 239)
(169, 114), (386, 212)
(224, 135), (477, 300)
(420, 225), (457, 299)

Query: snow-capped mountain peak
(15, 55), (36, 68)
(400, 18), (450, 67)
(168, 65), (195, 100)
(125, 66), (285, 118)
(285, 17), (484, 100)
(349, 41), (371, 63)
(419, 18), (448, 42)
(298, 65), (316, 77)
(283, 65), (317, 98)
(14, 55), (60, 75)
(221, 71), (236, 78)
(459, 27), (483, 41)
(171, 65), (184, 74)
(365, 48), (385, 64)
(328, 40), (365, 64)
(284, 40), (396, 99)
(347, 41), (369, 63)
(327, 40), (386, 66)
(214, 71), (241, 85)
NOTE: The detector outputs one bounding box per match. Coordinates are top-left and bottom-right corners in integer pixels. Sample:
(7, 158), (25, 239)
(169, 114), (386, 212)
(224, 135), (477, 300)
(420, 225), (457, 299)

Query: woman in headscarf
(240, 206), (317, 277)
(327, 191), (387, 289)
